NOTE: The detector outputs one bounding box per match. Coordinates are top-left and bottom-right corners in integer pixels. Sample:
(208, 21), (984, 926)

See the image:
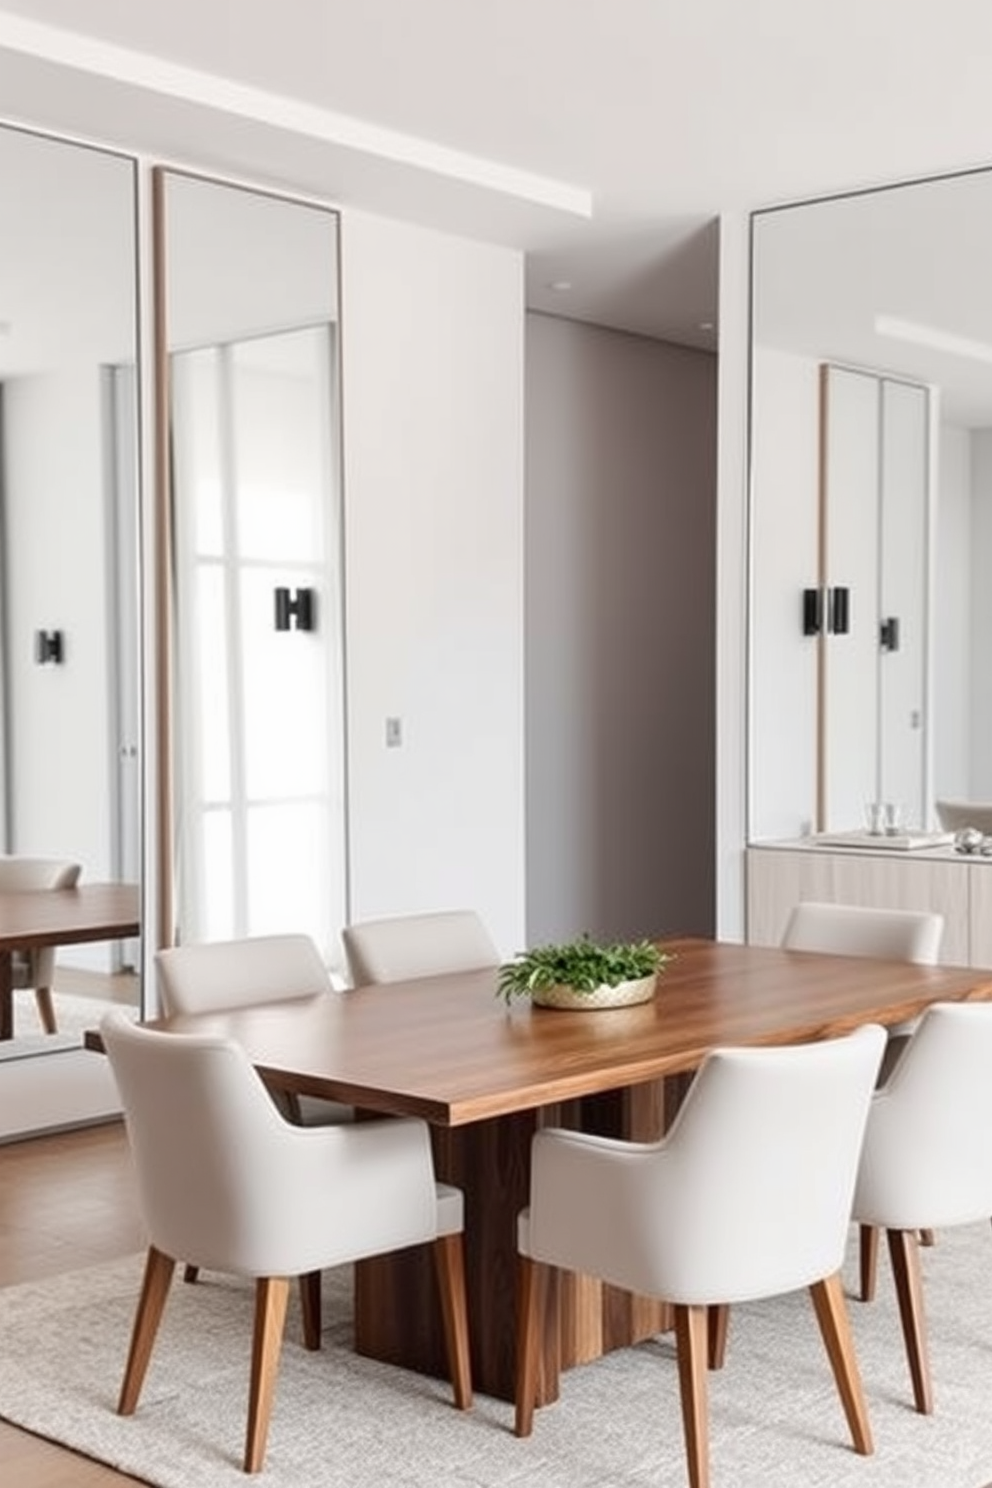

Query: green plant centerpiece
(497, 933), (673, 1011)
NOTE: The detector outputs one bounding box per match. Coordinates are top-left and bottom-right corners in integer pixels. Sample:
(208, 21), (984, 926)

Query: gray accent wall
(525, 312), (717, 947)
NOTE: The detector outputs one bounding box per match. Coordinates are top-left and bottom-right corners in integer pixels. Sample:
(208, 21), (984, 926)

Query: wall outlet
(385, 716), (402, 748)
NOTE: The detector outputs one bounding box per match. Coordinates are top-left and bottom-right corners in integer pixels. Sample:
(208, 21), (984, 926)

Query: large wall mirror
(155, 170), (347, 966)
(749, 166), (992, 842)
(0, 123), (142, 1059)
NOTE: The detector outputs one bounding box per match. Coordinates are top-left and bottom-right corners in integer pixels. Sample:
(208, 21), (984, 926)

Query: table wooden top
(154, 936), (992, 1127)
(0, 882), (140, 951)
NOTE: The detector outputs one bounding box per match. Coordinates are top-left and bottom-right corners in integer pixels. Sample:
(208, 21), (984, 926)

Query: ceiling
(3, 1), (992, 376)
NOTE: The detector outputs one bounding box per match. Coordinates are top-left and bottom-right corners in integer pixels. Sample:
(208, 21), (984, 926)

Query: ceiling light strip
(0, 12), (593, 217)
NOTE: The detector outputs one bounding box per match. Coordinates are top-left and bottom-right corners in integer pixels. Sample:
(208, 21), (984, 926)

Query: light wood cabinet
(747, 843), (976, 966)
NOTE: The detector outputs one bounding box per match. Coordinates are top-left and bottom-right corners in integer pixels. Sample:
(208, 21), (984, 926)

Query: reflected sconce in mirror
(801, 586), (850, 636)
(827, 585), (849, 635)
(802, 587), (823, 636)
(274, 586), (316, 632)
(35, 629), (64, 664)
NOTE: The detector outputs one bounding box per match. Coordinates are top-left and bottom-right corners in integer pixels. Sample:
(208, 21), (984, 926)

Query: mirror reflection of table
(0, 883), (140, 1040)
(150, 936), (992, 1403)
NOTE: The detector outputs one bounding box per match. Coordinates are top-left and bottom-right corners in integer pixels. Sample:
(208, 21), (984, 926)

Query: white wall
(3, 368), (113, 875)
(525, 313), (716, 945)
(339, 210), (525, 956)
(933, 423), (971, 798)
(970, 430), (992, 800)
(749, 346), (820, 841)
(716, 211), (750, 940)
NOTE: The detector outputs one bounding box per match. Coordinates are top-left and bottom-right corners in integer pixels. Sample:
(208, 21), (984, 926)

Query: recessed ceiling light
(548, 280), (572, 292)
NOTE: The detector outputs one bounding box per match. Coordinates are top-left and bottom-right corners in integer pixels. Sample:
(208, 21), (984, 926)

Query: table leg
(355, 1109), (544, 1404)
(354, 1080), (683, 1403)
(0, 951), (13, 1040)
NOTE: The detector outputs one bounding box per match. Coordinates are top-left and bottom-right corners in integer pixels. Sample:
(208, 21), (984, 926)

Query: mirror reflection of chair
(514, 1025), (886, 1488)
(852, 1002), (992, 1415)
(935, 799), (992, 834)
(341, 909), (500, 986)
(101, 1010), (472, 1474)
(0, 856), (81, 1034)
(781, 900), (945, 1297)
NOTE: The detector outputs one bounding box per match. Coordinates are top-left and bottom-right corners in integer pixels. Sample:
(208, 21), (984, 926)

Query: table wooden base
(354, 1079), (680, 1403)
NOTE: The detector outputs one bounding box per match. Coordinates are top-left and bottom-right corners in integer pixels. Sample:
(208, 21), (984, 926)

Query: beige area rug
(1, 991), (137, 1062)
(2, 1225), (992, 1487)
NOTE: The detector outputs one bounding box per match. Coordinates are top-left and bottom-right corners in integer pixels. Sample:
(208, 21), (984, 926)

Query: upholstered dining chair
(514, 1024), (887, 1488)
(156, 934), (355, 1298)
(102, 1010), (472, 1474)
(341, 908), (500, 986)
(781, 899), (945, 1294)
(852, 1001), (992, 1415)
(0, 856), (81, 1034)
(781, 900), (944, 965)
(156, 933), (353, 1126)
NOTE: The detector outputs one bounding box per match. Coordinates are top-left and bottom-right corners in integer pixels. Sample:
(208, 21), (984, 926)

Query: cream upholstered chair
(156, 933), (353, 1126)
(0, 856), (81, 1034)
(341, 909), (499, 986)
(781, 901), (944, 964)
(936, 799), (992, 834)
(514, 1024), (886, 1488)
(156, 935), (355, 1295)
(852, 1002), (992, 1415)
(102, 1010), (472, 1474)
(781, 900), (945, 1293)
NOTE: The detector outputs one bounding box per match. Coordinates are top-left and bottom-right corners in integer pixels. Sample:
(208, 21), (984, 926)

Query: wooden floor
(0, 1121), (150, 1486)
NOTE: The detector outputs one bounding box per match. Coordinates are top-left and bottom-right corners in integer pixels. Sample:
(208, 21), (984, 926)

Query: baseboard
(0, 1047), (122, 1143)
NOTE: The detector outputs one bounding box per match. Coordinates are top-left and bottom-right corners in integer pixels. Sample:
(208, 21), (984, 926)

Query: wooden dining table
(150, 935), (992, 1403)
(0, 882), (140, 1040)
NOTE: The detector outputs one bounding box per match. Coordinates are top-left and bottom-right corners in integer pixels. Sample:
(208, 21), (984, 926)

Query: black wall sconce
(274, 586), (316, 633)
(880, 615), (901, 652)
(35, 629), (64, 665)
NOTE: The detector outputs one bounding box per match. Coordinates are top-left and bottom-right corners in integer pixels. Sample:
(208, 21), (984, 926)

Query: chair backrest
(855, 1002), (992, 1229)
(102, 1009), (303, 1271)
(156, 933), (332, 1015)
(342, 909), (499, 986)
(0, 857), (80, 892)
(781, 901), (943, 964)
(550, 1024), (886, 1305)
(936, 799), (992, 834)
(0, 857), (81, 986)
(102, 1010), (439, 1277)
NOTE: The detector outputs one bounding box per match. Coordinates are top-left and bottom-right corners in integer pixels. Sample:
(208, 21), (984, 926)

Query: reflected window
(171, 323), (345, 952)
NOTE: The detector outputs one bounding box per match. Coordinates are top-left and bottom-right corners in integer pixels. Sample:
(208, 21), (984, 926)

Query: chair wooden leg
(183, 1263), (199, 1285)
(886, 1228), (933, 1414)
(34, 985), (57, 1035)
(809, 1271), (873, 1455)
(515, 1255), (546, 1438)
(433, 1233), (473, 1409)
(118, 1246), (176, 1416)
(859, 1223), (879, 1302)
(244, 1276), (290, 1474)
(674, 1303), (710, 1488)
(299, 1271), (322, 1352)
(707, 1304), (729, 1370)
